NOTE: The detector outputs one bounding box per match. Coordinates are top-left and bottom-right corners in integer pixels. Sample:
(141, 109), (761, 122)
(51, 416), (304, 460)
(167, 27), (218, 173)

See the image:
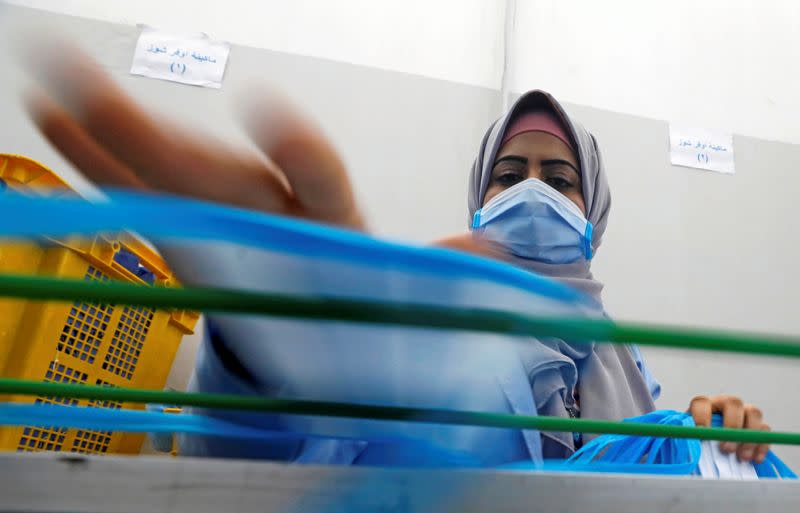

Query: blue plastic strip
(710, 414), (797, 479)
(583, 221), (593, 260)
(0, 402), (484, 465)
(504, 459), (700, 475)
(755, 452), (798, 479)
(570, 411), (699, 474)
(533, 411), (796, 478)
(0, 189), (594, 309)
(0, 402), (287, 439)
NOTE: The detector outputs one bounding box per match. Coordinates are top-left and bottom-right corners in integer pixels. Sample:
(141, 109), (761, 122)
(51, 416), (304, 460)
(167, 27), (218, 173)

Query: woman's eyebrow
(493, 155), (528, 167)
(542, 159), (579, 174)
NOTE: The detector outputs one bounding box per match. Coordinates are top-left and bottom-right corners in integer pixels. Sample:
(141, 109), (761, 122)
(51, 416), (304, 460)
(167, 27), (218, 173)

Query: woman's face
(482, 131), (585, 215)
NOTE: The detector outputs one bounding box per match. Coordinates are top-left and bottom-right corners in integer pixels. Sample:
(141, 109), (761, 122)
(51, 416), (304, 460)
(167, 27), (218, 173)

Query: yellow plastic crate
(0, 154), (199, 455)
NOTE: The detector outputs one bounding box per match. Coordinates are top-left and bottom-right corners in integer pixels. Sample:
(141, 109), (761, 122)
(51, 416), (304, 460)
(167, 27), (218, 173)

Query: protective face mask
(472, 178), (593, 264)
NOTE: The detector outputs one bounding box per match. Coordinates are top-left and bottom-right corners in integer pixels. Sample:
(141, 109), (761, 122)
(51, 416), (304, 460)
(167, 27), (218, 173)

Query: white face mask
(471, 178), (593, 264)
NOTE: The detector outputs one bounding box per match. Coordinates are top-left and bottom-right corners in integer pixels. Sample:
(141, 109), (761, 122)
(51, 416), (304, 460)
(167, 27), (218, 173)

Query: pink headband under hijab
(500, 110), (574, 151)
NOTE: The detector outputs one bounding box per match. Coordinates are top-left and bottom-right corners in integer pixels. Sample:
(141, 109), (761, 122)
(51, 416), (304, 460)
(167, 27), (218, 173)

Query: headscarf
(468, 90), (655, 456)
(500, 110), (574, 150)
(469, 90), (612, 304)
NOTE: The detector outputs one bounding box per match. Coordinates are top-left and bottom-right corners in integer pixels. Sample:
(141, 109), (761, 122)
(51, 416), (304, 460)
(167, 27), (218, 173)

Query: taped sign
(130, 26), (230, 89)
(669, 125), (735, 175)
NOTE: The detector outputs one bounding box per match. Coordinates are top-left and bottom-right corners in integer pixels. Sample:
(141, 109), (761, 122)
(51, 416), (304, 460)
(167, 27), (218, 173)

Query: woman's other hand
(689, 394), (770, 463)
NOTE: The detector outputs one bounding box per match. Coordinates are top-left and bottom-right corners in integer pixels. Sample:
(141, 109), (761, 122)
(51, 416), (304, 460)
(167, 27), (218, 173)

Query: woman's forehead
(495, 131), (578, 164)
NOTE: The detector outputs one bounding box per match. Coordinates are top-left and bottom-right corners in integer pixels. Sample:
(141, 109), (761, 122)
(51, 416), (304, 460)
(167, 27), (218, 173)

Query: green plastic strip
(0, 378), (794, 445)
(0, 273), (799, 358)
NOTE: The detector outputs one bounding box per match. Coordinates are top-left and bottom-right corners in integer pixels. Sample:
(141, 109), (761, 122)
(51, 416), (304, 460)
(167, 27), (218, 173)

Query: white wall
(506, 0), (800, 144)
(2, 0), (506, 89)
(11, 0), (800, 144)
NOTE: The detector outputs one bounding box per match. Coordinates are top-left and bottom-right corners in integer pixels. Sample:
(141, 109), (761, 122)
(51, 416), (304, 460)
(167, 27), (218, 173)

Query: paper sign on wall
(669, 125), (735, 175)
(130, 27), (230, 89)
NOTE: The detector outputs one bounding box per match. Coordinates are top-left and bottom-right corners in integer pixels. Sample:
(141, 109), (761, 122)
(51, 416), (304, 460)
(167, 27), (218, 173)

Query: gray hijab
(469, 90), (655, 456)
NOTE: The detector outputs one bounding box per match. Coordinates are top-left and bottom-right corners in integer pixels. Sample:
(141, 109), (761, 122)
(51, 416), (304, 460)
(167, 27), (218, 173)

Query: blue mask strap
(471, 209), (482, 230)
(583, 222), (593, 260)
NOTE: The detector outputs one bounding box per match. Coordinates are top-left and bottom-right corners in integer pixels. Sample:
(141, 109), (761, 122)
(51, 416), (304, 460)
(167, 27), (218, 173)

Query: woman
(25, 46), (770, 464)
(444, 90), (769, 462)
(441, 90), (660, 458)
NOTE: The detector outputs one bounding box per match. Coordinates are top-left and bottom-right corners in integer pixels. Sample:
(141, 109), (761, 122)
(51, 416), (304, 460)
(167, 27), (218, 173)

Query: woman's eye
(545, 176), (572, 191)
(495, 170), (524, 186)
